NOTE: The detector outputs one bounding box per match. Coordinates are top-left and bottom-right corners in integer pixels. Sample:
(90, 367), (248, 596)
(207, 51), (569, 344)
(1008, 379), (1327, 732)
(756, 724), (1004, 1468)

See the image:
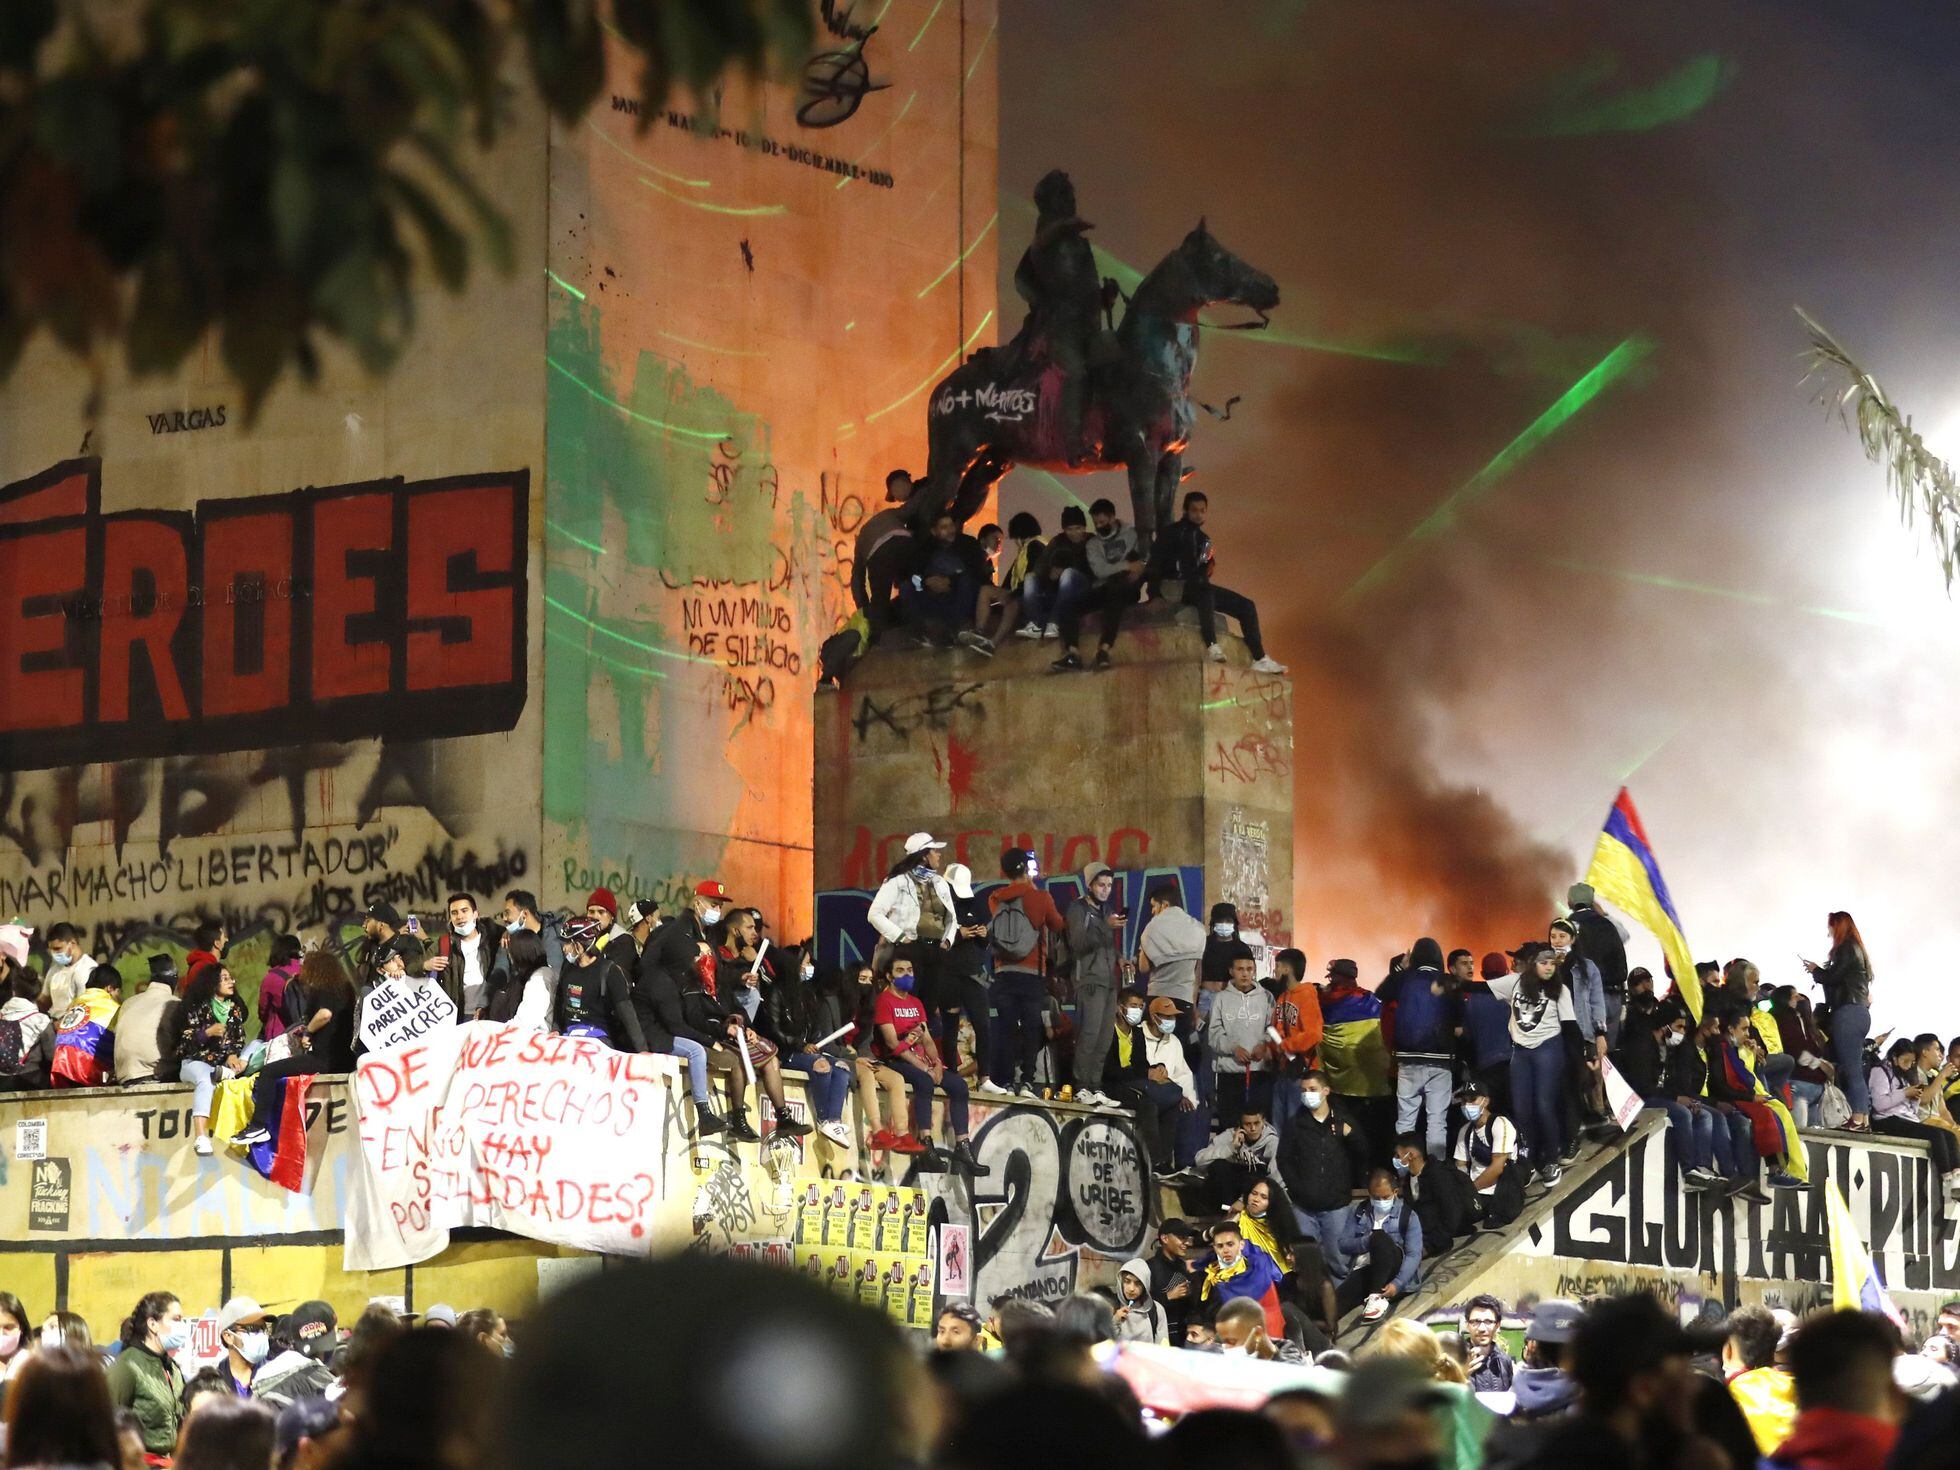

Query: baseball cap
(1325, 958), (1359, 981)
(275, 1397), (342, 1465)
(217, 1296), (270, 1334)
(282, 1301), (339, 1360)
(585, 888), (618, 917)
(365, 900), (403, 929)
(1480, 951), (1510, 981)
(945, 863), (975, 900)
(694, 879), (729, 902)
(1157, 1217), (1196, 1242)
(1337, 1358), (1449, 1434)
(1528, 1298), (1584, 1344)
(903, 832), (946, 857)
(1568, 882), (1595, 907)
(422, 1303), (457, 1327)
(624, 899), (657, 927)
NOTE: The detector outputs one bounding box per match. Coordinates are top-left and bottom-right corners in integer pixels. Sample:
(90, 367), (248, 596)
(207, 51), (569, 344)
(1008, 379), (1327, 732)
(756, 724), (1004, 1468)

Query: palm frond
(1796, 305), (1960, 591)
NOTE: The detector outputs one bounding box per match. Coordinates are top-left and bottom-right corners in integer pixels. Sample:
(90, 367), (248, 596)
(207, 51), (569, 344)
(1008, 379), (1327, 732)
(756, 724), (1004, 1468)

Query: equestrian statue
(916, 169), (1279, 549)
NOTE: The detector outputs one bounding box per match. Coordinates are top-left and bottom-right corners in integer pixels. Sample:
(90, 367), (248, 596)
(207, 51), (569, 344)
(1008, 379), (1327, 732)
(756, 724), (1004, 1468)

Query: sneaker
(1014, 1082), (1039, 1099)
(1093, 647), (1112, 671)
(1249, 655), (1287, 674)
(1204, 643), (1226, 663)
(1737, 1180), (1772, 1206)
(1536, 1164), (1563, 1188)
(1049, 651), (1083, 673)
(977, 1079), (1013, 1097)
(1074, 1089), (1107, 1107)
(890, 1133), (929, 1156)
(194, 1136), (214, 1156)
(694, 1106), (727, 1137)
(953, 1138), (991, 1177)
(956, 629), (995, 655)
(1361, 1294), (1391, 1323)
(1015, 622), (1043, 640)
(1767, 1170), (1804, 1190)
(1042, 622), (1061, 639)
(1559, 1141), (1581, 1165)
(233, 1125), (271, 1147)
(868, 1128), (902, 1152)
(772, 1115), (813, 1138)
(819, 1119), (854, 1147)
(1681, 1167), (1718, 1191)
(1159, 1168), (1204, 1188)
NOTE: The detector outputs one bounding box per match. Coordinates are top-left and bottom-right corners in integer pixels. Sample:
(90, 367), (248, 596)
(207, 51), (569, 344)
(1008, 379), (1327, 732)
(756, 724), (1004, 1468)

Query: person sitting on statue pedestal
(1143, 490), (1287, 674)
(1015, 504), (1094, 641)
(899, 511), (988, 649)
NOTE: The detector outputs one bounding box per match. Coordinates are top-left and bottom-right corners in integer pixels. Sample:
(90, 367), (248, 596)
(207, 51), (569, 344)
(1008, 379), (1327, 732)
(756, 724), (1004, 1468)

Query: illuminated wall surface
(543, 2), (999, 936)
(0, 3), (998, 949)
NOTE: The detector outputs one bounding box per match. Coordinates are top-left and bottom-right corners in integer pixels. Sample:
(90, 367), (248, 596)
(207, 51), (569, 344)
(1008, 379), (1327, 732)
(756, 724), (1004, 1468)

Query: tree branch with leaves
(0, 0), (813, 419)
(1797, 305), (1960, 592)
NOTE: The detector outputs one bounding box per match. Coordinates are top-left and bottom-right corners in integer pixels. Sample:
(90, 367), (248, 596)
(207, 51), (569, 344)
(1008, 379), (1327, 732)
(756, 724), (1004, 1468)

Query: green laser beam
(546, 270), (586, 301)
(638, 175), (785, 217)
(583, 116), (711, 188)
(544, 593), (714, 666)
(909, 0), (946, 49)
(836, 91), (917, 190)
(966, 17), (996, 82)
(1340, 336), (1655, 606)
(547, 627), (668, 683)
(917, 211), (998, 298)
(1011, 466), (1088, 511)
(658, 329), (766, 359)
(1525, 53), (1734, 137)
(546, 356), (731, 442)
(863, 310), (995, 424)
(1540, 555), (1885, 626)
(546, 518), (603, 554)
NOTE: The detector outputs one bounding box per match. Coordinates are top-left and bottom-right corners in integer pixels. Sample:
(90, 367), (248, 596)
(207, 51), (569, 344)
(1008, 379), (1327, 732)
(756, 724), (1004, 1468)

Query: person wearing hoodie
(1276, 1068), (1370, 1279)
(0, 964), (57, 1088)
(1207, 947), (1276, 1122)
(1112, 1259), (1170, 1344)
(1548, 918), (1610, 1140)
(1138, 884), (1207, 1020)
(257, 935), (304, 1042)
(1051, 497), (1148, 671)
(1377, 937), (1462, 1158)
(1564, 883), (1629, 1044)
(1183, 1105), (1280, 1212)
(1333, 1169), (1425, 1320)
(1765, 1310), (1903, 1470)
(1392, 1133), (1478, 1256)
(986, 848), (1065, 1096)
(1269, 948), (1324, 1139)
(1502, 1299), (1582, 1426)
(1460, 952), (1516, 1122)
(112, 955), (183, 1084)
(251, 1302), (339, 1410)
(1016, 504), (1094, 640)
(1066, 862), (1126, 1107)
(936, 863), (1003, 1096)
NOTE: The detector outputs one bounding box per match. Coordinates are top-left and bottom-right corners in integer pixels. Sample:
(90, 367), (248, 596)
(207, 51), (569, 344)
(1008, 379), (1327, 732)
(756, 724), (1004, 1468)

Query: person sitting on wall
(1451, 1078), (1524, 1230)
(1143, 490), (1287, 673)
(1050, 497), (1147, 673)
(1175, 1105), (1281, 1213)
(852, 469), (920, 639)
(1333, 1167), (1425, 1323)
(975, 511), (1046, 646)
(869, 953), (988, 1177)
(900, 510), (991, 650)
(1392, 1133), (1478, 1258)
(1104, 988), (1182, 1170)
(555, 918), (648, 1053)
(1014, 504), (1094, 641)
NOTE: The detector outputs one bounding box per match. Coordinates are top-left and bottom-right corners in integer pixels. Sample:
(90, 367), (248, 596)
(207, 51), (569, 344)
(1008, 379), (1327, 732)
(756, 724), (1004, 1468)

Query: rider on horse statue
(1012, 169), (1107, 465)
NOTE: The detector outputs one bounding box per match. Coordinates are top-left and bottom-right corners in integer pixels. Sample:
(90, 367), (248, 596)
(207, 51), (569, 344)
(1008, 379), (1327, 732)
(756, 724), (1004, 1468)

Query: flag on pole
(1826, 1180), (1904, 1329)
(1584, 788), (1701, 1020)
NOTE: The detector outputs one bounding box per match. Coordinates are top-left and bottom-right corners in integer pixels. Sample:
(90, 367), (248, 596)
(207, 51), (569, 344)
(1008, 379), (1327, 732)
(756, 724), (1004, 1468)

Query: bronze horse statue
(919, 221), (1279, 546)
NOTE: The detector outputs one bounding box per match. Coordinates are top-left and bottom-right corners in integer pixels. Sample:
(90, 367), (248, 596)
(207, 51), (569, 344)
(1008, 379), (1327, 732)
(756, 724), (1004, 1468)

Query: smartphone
(1115, 907), (1129, 921)
(405, 914), (422, 936)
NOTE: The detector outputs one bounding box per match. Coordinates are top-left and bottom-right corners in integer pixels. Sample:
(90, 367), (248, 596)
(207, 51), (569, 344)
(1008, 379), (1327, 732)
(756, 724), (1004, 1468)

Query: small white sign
(15, 1118), (47, 1161)
(358, 978), (457, 1054)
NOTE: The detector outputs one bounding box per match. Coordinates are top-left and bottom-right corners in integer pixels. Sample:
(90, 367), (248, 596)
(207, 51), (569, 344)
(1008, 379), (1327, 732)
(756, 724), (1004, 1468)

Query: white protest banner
(1601, 1057), (1644, 1131)
(344, 1022), (678, 1270)
(357, 978), (457, 1054)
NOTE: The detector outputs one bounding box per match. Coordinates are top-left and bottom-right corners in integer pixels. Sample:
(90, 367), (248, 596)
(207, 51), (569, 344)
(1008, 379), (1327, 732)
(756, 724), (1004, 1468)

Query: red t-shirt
(873, 987), (929, 1060)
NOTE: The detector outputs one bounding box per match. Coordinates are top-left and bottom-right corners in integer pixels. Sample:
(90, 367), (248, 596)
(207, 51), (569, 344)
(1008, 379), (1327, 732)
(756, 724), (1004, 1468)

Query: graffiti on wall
(815, 866), (1204, 973)
(0, 458), (528, 771)
(1219, 806), (1288, 945)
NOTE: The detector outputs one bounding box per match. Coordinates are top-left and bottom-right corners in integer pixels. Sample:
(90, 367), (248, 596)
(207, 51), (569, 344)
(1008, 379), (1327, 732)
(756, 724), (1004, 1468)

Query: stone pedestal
(813, 604), (1294, 958)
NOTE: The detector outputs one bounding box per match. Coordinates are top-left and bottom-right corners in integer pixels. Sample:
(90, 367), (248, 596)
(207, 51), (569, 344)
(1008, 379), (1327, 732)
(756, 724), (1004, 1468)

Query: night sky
(995, 0), (1960, 1033)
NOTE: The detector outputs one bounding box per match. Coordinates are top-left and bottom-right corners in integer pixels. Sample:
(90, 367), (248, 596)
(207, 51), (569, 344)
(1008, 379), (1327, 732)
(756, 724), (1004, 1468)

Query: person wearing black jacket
(1393, 1134), (1479, 1257)
(1014, 505), (1095, 639)
(632, 931), (725, 1137)
(1683, 1009), (1766, 1203)
(1617, 1001), (1717, 1193)
(769, 947), (854, 1148)
(1565, 884), (1629, 1045)
(1276, 1070), (1370, 1281)
(931, 865), (999, 1096)
(1103, 989), (1180, 1169)
(1141, 490), (1285, 673)
(901, 511), (986, 644)
(1145, 1218), (1203, 1345)
(555, 919), (647, 1053)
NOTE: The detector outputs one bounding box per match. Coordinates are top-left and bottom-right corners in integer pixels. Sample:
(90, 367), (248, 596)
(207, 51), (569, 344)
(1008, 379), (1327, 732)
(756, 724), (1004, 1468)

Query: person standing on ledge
(1145, 490), (1287, 673)
(986, 848), (1066, 1097)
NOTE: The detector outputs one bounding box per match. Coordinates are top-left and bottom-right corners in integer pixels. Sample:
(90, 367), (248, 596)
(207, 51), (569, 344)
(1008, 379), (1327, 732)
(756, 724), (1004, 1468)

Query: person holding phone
(1804, 911), (1874, 1131)
(985, 848), (1065, 1097)
(1066, 861), (1126, 1108)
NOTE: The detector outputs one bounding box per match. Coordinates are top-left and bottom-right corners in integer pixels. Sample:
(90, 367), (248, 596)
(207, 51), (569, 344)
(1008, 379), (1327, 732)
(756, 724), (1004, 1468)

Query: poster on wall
(793, 1182), (935, 1329)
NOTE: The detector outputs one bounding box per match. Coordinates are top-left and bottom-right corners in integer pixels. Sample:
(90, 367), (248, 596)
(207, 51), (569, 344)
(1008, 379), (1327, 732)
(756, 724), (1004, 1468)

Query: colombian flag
(1826, 1180), (1904, 1328)
(1317, 986), (1391, 1098)
(50, 988), (118, 1087)
(244, 1075), (313, 1193)
(1584, 788), (1701, 1020)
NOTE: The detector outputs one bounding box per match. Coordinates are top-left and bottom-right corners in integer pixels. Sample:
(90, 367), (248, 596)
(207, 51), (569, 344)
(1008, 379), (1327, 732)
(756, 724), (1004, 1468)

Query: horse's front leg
(1122, 441), (1159, 555)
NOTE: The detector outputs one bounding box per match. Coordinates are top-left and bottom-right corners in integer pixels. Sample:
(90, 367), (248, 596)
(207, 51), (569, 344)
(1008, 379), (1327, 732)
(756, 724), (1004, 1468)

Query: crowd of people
(5, 1262), (1960, 1470)
(832, 475), (1286, 678)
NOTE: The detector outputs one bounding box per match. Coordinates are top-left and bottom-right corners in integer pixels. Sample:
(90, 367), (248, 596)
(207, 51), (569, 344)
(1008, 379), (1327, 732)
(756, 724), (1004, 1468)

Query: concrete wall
(814, 613), (1294, 946)
(541, 0), (999, 936)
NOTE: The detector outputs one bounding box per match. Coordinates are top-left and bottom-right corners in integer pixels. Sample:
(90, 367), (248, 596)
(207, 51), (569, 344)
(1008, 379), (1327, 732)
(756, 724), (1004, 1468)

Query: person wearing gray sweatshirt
(1066, 861), (1127, 1107)
(1206, 947), (1276, 1123)
(1052, 498), (1148, 672)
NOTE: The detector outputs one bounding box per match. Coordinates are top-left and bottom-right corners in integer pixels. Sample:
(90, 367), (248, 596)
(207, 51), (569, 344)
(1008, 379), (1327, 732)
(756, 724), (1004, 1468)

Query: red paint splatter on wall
(946, 732), (978, 813)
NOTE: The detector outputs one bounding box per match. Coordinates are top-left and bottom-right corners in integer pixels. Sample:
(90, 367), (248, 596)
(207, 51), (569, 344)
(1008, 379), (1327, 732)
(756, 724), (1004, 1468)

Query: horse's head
(1180, 218), (1280, 316)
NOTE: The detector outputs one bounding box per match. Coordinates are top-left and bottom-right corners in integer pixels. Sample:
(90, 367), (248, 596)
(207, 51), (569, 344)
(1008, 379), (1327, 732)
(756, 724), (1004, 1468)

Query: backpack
(988, 896), (1040, 963)
(0, 1015), (29, 1076)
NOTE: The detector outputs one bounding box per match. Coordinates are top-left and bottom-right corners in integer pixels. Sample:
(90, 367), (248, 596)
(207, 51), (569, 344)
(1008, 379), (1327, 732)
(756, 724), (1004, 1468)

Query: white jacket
(1145, 1027), (1196, 1103)
(41, 954), (96, 1014)
(867, 869), (957, 947)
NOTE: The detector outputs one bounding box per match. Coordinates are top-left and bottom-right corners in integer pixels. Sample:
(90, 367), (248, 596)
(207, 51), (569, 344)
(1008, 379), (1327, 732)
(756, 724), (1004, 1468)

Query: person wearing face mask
(1615, 1000), (1722, 1191)
(1450, 1080), (1523, 1229)
(768, 945), (855, 1148)
(1065, 862), (1127, 1109)
(499, 889), (565, 984)
(426, 892), (494, 1016)
(1103, 988), (1180, 1169)
(1392, 1134), (1477, 1257)
(1334, 1168), (1424, 1322)
(250, 1302), (339, 1410)
(37, 922), (98, 1014)
(1458, 953), (1515, 1124)
(1201, 1219), (1288, 1339)
(1213, 1296), (1308, 1362)
(870, 956), (988, 1175)
(985, 848), (1066, 1097)
(1269, 949), (1324, 1139)
(1277, 1068), (1370, 1282)
(554, 919), (648, 1052)
(1141, 995), (1200, 1167)
(0, 1290), (27, 1383)
(107, 1291), (188, 1455)
(215, 1297), (272, 1397)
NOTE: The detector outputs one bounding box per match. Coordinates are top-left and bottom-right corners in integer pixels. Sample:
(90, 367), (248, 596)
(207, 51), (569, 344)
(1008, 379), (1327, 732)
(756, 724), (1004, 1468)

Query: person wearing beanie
(585, 889), (631, 950)
(1565, 881), (1630, 1047)
(1458, 952), (1516, 1121)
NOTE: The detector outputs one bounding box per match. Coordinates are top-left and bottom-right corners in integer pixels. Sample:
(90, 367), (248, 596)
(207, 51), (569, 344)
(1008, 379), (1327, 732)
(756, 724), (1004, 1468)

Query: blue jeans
(1021, 569), (1089, 630)
(788, 1050), (851, 1123)
(901, 570), (974, 634)
(1511, 1041), (1566, 1165)
(180, 1059), (219, 1120)
(1645, 1097), (1712, 1173)
(1831, 1003), (1871, 1116)
(1710, 1108), (1756, 1178)
(1270, 1075), (1304, 1140)
(1604, 991), (1624, 1050)
(1395, 1060), (1454, 1157)
(1292, 1206), (1353, 1280)
(990, 972), (1046, 1087)
(880, 1056), (969, 1137)
(1789, 1078), (1824, 1127)
(669, 1037), (710, 1103)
